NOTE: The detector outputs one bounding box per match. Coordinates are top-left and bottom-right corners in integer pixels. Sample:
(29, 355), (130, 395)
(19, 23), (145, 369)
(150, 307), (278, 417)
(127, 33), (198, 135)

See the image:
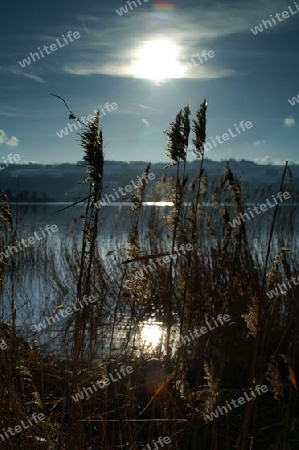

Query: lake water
(2, 202), (298, 357)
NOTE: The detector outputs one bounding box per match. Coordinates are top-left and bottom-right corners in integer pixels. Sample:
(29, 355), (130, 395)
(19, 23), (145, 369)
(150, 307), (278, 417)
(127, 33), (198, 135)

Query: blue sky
(1, 0), (299, 165)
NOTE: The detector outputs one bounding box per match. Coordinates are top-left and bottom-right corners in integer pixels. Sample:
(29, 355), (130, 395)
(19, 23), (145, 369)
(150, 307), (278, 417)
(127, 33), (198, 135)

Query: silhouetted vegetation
(0, 102), (298, 449)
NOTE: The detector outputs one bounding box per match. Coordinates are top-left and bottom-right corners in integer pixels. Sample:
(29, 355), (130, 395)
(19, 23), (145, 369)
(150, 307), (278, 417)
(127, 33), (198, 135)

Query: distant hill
(1, 159), (298, 203)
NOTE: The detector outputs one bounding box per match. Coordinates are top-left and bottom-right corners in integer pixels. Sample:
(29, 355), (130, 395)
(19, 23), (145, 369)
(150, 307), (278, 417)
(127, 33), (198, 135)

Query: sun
(132, 38), (182, 82)
(141, 322), (163, 348)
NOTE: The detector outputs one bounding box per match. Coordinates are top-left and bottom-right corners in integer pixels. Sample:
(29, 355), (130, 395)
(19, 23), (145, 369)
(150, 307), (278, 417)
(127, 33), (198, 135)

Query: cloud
(15, 160), (39, 164)
(63, 58), (237, 79)
(76, 14), (101, 22)
(254, 156), (273, 164)
(6, 136), (19, 147)
(0, 66), (45, 83)
(254, 155), (293, 165)
(253, 140), (266, 146)
(3, 0), (290, 85)
(284, 116), (296, 127)
(0, 129), (19, 146)
(0, 130), (6, 144)
(142, 119), (150, 126)
(272, 158), (294, 165)
(135, 103), (158, 111)
(0, 105), (23, 117)
(61, 1), (290, 79)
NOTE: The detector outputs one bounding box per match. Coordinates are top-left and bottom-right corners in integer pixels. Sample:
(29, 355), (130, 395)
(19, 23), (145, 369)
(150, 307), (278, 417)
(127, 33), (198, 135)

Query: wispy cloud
(253, 140), (266, 146)
(0, 105), (24, 117)
(2, 0), (290, 84)
(135, 103), (158, 111)
(63, 59), (237, 79)
(0, 66), (45, 83)
(61, 1), (288, 79)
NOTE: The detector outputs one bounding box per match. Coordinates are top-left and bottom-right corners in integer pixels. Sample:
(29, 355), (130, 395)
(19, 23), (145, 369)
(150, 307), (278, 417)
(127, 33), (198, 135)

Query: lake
(2, 201), (298, 357)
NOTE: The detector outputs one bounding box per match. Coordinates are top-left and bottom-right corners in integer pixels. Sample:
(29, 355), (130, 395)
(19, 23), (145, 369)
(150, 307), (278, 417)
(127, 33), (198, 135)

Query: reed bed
(0, 102), (298, 449)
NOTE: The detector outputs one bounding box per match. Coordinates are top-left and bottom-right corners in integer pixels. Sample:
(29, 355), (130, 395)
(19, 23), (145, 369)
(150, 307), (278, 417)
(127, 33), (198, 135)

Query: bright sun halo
(133, 39), (181, 81)
(141, 323), (163, 347)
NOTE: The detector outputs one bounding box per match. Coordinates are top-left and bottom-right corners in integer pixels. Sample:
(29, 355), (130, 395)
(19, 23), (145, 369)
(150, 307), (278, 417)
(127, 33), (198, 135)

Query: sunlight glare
(133, 39), (182, 81)
(141, 323), (163, 347)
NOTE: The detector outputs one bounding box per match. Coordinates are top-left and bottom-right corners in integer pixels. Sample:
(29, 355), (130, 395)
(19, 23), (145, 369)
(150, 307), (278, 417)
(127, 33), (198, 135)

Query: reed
(0, 103), (298, 448)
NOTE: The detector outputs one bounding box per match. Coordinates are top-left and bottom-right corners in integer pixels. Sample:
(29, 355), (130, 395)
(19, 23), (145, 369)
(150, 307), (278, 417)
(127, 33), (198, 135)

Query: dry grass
(0, 104), (298, 449)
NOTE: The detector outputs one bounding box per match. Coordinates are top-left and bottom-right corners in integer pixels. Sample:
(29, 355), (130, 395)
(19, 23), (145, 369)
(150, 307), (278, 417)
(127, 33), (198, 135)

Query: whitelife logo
(32, 294), (97, 332)
(228, 191), (291, 228)
(288, 93), (299, 106)
(18, 31), (81, 68)
(155, 50), (215, 86)
(250, 3), (299, 35)
(141, 435), (171, 450)
(204, 121), (253, 153)
(0, 340), (7, 350)
(132, 243), (193, 281)
(72, 365), (133, 402)
(0, 153), (21, 170)
(172, 314), (231, 350)
(116, 0), (149, 16)
(206, 385), (269, 421)
(0, 412), (45, 442)
(0, 224), (58, 262)
(93, 172), (156, 208)
(267, 274), (299, 299)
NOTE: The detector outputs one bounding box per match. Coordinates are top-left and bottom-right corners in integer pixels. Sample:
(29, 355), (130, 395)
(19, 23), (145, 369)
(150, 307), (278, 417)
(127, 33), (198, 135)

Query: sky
(1, 0), (299, 165)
